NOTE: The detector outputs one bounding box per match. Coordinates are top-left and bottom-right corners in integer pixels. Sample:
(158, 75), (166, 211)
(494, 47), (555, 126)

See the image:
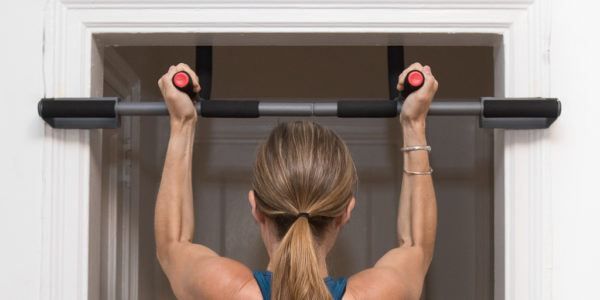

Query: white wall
(0, 0), (599, 299)
(0, 0), (45, 299)
(549, 0), (600, 298)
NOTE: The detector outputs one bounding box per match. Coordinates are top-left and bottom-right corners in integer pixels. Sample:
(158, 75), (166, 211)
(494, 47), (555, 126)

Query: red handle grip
(401, 70), (425, 99)
(172, 71), (197, 100)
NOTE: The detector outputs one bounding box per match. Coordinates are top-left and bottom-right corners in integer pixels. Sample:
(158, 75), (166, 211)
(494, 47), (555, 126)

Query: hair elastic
(296, 212), (311, 220)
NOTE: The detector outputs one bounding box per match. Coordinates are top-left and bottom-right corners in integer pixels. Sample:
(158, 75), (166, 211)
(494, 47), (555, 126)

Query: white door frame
(41, 1), (552, 299)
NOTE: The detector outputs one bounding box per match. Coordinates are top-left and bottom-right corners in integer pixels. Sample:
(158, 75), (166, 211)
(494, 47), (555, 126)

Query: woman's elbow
(156, 241), (179, 269)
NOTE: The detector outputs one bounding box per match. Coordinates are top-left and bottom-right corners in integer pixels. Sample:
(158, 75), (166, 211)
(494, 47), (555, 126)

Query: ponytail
(271, 217), (332, 300)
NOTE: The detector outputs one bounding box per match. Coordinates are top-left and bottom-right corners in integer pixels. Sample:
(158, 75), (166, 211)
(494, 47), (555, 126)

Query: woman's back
(153, 62), (439, 300)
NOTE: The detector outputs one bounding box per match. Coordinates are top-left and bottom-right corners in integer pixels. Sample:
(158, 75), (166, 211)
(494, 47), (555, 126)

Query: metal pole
(115, 100), (483, 116)
(117, 102), (169, 115)
(425, 101), (482, 115)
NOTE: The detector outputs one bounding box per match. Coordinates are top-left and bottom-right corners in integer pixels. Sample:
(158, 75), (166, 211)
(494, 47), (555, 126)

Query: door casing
(40, 1), (553, 299)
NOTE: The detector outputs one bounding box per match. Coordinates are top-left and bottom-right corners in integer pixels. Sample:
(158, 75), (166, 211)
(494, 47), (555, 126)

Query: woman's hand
(396, 63), (439, 126)
(157, 63), (202, 124)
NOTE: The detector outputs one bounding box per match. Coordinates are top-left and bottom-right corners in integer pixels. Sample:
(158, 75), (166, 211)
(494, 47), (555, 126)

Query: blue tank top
(252, 270), (347, 300)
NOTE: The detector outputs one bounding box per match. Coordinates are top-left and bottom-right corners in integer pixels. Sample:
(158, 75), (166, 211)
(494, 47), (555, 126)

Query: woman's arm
(346, 63), (438, 300)
(154, 63), (201, 268)
(154, 63), (256, 300)
(396, 63), (438, 266)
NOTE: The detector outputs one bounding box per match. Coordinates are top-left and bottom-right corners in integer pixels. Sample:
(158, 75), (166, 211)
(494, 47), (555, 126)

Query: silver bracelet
(400, 145), (431, 152)
(403, 168), (434, 175)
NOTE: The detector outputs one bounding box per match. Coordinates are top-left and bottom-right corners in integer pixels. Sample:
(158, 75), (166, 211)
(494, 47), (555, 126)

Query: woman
(155, 62), (438, 300)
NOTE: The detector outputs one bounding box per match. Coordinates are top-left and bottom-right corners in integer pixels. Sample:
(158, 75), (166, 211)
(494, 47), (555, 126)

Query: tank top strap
(325, 275), (348, 300)
(252, 271), (272, 299)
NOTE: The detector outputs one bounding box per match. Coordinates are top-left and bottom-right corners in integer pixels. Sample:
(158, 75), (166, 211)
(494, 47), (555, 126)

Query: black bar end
(38, 97), (120, 129)
(480, 97), (561, 129)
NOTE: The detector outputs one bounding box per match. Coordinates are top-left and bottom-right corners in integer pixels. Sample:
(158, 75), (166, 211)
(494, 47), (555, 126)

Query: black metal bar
(387, 46), (404, 100)
(195, 46), (212, 100)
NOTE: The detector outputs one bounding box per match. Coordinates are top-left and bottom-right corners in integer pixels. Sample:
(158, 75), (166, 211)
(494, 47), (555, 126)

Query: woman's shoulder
(183, 256), (263, 300)
(215, 262), (263, 300)
(234, 274), (263, 300)
(344, 268), (414, 300)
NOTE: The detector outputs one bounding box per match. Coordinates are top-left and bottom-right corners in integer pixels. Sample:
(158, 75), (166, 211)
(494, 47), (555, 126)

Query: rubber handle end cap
(407, 70), (424, 87)
(173, 71), (190, 88)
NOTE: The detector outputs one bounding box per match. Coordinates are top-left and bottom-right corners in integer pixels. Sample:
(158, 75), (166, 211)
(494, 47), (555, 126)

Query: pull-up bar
(36, 46), (561, 129)
(38, 96), (560, 129)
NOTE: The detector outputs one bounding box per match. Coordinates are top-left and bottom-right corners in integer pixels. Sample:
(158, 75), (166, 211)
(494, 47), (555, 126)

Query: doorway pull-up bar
(36, 46), (561, 129)
(38, 96), (560, 129)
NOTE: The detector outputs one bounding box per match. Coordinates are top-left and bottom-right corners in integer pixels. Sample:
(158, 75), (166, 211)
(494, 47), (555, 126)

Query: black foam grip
(38, 98), (116, 118)
(337, 101), (398, 118)
(483, 99), (560, 118)
(200, 101), (259, 118)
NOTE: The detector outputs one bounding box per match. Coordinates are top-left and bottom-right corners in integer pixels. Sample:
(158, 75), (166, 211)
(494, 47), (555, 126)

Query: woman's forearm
(155, 120), (197, 261)
(397, 121), (437, 259)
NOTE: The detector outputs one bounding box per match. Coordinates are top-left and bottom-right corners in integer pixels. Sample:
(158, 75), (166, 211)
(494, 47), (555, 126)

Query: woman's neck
(265, 241), (330, 277)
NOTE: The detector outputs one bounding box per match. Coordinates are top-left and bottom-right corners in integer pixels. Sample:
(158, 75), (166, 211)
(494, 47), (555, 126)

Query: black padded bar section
(387, 46), (404, 100)
(38, 98), (117, 118)
(337, 100), (398, 118)
(483, 98), (560, 118)
(200, 100), (259, 118)
(195, 46), (212, 100)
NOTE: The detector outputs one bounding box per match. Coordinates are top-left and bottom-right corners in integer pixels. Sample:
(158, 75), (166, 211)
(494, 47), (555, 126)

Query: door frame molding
(95, 47), (141, 300)
(41, 1), (552, 299)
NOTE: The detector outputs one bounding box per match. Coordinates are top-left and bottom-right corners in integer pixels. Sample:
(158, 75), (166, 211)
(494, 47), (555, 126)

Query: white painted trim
(41, 0), (552, 299)
(41, 2), (93, 300)
(61, 0), (536, 10)
(501, 1), (552, 298)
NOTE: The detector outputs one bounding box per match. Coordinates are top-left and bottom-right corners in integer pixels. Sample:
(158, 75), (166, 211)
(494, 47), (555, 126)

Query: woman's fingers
(157, 64), (199, 121)
(158, 65), (177, 89)
(421, 65), (439, 95)
(421, 65), (437, 91)
(396, 63), (438, 96)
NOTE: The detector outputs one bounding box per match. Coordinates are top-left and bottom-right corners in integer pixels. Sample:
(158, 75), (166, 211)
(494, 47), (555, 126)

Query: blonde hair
(252, 120), (358, 300)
